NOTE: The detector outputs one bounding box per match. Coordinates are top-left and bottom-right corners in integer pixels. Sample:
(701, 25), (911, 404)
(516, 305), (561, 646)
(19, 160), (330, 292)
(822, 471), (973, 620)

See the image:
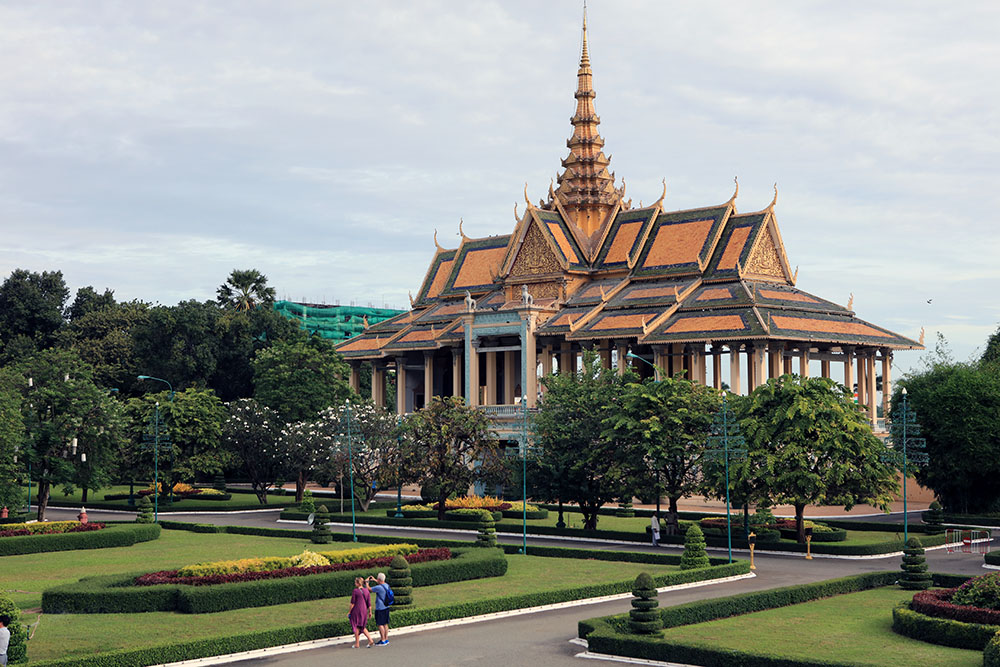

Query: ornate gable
(745, 226), (784, 280)
(511, 222), (562, 278)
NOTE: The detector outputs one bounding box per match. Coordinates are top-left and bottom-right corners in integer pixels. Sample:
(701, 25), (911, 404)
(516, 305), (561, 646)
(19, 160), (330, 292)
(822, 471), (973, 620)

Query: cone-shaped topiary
(616, 499), (635, 518)
(311, 504), (332, 544)
(300, 489), (316, 514)
(135, 495), (154, 523)
(212, 474), (227, 492)
(0, 593), (28, 664)
(680, 523), (710, 570)
(899, 537), (932, 590)
(924, 501), (945, 535)
(387, 554), (413, 606)
(476, 510), (497, 547)
(628, 572), (663, 634)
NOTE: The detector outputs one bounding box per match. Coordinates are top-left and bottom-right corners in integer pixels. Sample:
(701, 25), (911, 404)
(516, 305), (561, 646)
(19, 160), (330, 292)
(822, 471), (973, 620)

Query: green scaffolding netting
(273, 301), (404, 340)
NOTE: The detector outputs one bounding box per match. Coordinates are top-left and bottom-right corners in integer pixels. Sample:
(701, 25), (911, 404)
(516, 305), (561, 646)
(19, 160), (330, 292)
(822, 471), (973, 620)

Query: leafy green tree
(533, 351), (630, 530)
(606, 376), (720, 535)
(221, 398), (285, 504)
(405, 396), (506, 520)
(982, 325), (1000, 367)
(211, 306), (305, 402)
(252, 338), (354, 422)
(131, 300), (222, 391)
(900, 349), (1000, 513)
(59, 300), (149, 394)
(65, 286), (116, 321)
(126, 387), (228, 498)
(0, 368), (26, 511)
(217, 269), (276, 312)
(17, 349), (124, 520)
(0, 269), (69, 359)
(739, 375), (898, 542)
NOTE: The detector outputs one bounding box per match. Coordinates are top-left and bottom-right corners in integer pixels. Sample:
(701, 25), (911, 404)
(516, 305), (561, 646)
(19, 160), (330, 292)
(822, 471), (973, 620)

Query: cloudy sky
(2, 1), (998, 375)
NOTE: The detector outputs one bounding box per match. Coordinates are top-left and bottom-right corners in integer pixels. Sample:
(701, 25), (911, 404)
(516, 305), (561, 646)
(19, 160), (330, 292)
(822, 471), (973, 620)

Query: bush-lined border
(0, 523), (160, 556)
(42, 546), (506, 614)
(892, 601), (1000, 651)
(579, 572), (971, 666)
(985, 550), (1000, 567)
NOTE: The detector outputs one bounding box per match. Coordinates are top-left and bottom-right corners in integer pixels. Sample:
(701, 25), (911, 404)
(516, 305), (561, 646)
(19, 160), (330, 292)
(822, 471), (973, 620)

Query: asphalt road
(39, 506), (991, 666)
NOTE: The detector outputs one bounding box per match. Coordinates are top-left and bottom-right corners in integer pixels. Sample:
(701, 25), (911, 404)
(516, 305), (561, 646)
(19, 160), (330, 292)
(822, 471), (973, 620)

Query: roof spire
(553, 4), (621, 242)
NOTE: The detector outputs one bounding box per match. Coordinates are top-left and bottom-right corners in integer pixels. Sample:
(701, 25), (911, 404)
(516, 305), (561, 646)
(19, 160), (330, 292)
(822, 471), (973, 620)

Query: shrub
(476, 512), (497, 548)
(0, 523), (160, 557)
(318, 543), (418, 564)
(987, 550), (1000, 567)
(912, 588), (1000, 625)
(679, 524), (709, 570)
(179, 556), (296, 577)
(986, 630), (1000, 667)
(0, 521), (101, 537)
(892, 601), (999, 650)
(952, 572), (1000, 610)
(616, 500), (635, 518)
(899, 537), (932, 590)
(388, 554), (413, 606)
(444, 496), (511, 511)
(924, 501), (945, 534)
(0, 593), (27, 664)
(300, 490), (316, 514)
(312, 505), (331, 544)
(212, 474), (227, 492)
(136, 496), (154, 523)
(628, 573), (662, 634)
(445, 508), (502, 522)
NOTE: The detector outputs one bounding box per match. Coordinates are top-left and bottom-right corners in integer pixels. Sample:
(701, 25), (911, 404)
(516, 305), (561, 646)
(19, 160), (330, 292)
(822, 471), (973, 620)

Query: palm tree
(217, 269), (277, 311)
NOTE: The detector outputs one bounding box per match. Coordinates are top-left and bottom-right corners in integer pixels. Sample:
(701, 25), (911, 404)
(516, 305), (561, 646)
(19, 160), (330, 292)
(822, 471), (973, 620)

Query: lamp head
(901, 387), (907, 395)
(137, 375), (150, 380)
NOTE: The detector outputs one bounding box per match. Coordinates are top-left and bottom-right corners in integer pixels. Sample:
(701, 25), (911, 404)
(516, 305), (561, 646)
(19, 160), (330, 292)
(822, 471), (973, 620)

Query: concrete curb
(153, 573), (755, 666)
(983, 563), (1000, 570)
(43, 506), (285, 516)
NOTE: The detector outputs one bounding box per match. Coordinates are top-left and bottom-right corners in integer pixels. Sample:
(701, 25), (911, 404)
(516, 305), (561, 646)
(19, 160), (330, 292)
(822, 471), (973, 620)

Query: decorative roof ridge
(636, 302), (681, 342)
(499, 209), (534, 276)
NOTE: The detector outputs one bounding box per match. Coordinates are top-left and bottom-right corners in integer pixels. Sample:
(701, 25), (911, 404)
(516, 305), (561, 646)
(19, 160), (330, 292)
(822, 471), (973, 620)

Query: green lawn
(28, 484), (297, 511)
(658, 587), (981, 666)
(5, 529), (679, 662)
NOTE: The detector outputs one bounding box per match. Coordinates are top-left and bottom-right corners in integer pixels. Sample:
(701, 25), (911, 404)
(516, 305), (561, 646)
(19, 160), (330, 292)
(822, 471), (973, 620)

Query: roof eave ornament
(729, 176), (739, 210)
(459, 218), (470, 242)
(524, 182), (535, 211)
(433, 229), (443, 252)
(919, 327), (925, 346)
(655, 178), (667, 208)
(766, 182), (778, 212)
(847, 292), (854, 311)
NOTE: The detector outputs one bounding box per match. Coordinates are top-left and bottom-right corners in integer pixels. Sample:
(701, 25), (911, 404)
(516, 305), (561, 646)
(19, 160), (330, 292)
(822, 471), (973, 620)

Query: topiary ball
(628, 572), (662, 634)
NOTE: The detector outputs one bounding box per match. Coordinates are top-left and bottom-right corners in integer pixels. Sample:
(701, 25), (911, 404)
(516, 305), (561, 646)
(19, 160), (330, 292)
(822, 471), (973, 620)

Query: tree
(321, 400), (408, 511)
(982, 325), (1000, 367)
(0, 269), (69, 359)
(221, 399), (285, 504)
(900, 341), (1000, 513)
(131, 300), (222, 392)
(65, 286), (116, 321)
(533, 352), (629, 530)
(405, 396), (506, 520)
(0, 368), (26, 511)
(17, 349), (124, 521)
(607, 376), (720, 535)
(739, 375), (898, 542)
(252, 338), (354, 422)
(217, 269), (276, 312)
(279, 409), (339, 503)
(59, 300), (149, 394)
(211, 306), (305, 402)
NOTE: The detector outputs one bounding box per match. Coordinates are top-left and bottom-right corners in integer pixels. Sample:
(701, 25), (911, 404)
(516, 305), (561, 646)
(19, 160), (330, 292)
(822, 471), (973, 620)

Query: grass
(5, 530), (679, 662)
(658, 587), (981, 666)
(26, 484), (297, 511)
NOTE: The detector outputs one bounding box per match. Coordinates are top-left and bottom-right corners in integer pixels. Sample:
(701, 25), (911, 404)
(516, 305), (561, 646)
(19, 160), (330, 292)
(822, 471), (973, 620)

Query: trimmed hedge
(986, 631), (1000, 666)
(446, 509), (502, 522)
(892, 601), (1000, 650)
(580, 572), (972, 666)
(42, 547), (506, 614)
(104, 492), (233, 502)
(924, 511), (1000, 528)
(912, 588), (1000, 625)
(986, 550), (1000, 567)
(0, 523), (160, 556)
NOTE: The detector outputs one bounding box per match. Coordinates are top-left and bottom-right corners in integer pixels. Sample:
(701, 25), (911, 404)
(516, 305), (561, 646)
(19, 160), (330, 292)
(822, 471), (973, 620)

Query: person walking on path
(0, 614), (10, 666)
(650, 513), (661, 546)
(348, 577), (375, 648)
(368, 573), (392, 646)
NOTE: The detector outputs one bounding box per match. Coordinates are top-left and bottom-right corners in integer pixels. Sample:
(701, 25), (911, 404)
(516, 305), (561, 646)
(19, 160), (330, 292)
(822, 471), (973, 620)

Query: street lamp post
(504, 395), (538, 555)
(885, 387), (928, 543)
(395, 416), (404, 518)
(344, 400), (358, 542)
(626, 351), (667, 523)
(138, 375), (174, 522)
(706, 394), (747, 564)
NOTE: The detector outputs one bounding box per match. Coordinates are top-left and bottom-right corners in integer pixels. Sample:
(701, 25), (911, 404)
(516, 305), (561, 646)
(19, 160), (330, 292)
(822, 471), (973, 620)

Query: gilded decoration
(746, 230), (784, 278)
(511, 223), (561, 277)
(526, 282), (561, 300)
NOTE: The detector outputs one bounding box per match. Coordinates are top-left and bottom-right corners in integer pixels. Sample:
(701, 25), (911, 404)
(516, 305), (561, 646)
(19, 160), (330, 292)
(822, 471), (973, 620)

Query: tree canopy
(252, 338), (354, 422)
(217, 269), (276, 312)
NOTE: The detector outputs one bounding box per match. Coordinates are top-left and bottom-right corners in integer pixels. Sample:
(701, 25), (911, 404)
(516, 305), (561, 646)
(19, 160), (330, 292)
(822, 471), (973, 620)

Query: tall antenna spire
(581, 1), (590, 67)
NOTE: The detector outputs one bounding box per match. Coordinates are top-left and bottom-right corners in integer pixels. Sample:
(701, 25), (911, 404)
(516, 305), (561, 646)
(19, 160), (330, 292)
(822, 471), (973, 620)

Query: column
(856, 350), (866, 411)
(866, 352), (877, 426)
(783, 351), (793, 376)
(821, 358), (831, 379)
(881, 349), (892, 425)
(349, 363), (360, 394)
(468, 343), (480, 407)
(451, 348), (463, 398)
(599, 340), (612, 369)
(768, 343), (783, 379)
(712, 347), (723, 390)
(752, 344), (768, 389)
(799, 347), (810, 378)
(540, 345), (553, 392)
(371, 364), (384, 407)
(616, 343), (628, 377)
(842, 347), (854, 398)
(524, 330), (538, 408)
(560, 341), (573, 375)
(729, 344), (742, 395)
(423, 351), (435, 407)
(652, 346), (667, 382)
(503, 350), (517, 404)
(395, 356), (407, 416)
(485, 351), (498, 405)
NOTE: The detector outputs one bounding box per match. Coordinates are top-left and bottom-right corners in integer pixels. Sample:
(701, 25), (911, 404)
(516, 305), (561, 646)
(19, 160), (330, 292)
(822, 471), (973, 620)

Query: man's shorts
(375, 608), (390, 626)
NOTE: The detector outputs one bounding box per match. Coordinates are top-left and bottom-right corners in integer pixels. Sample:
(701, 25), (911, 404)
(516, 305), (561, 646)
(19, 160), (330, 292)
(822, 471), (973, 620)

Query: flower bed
(445, 508), (502, 522)
(176, 543), (418, 576)
(136, 548), (451, 587)
(0, 523), (160, 556)
(911, 588), (1000, 626)
(0, 521), (104, 538)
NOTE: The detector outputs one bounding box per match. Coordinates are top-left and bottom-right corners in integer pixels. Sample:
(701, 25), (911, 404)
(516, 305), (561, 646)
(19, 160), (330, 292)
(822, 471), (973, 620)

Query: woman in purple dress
(348, 576), (375, 648)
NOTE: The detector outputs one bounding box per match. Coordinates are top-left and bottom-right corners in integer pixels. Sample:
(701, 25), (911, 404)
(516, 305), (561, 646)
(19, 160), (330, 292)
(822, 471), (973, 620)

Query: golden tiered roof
(336, 16), (922, 360)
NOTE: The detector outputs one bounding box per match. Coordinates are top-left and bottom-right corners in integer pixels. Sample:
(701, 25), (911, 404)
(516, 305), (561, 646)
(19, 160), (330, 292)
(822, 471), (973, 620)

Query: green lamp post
(706, 393), (747, 563)
(884, 387), (928, 542)
(137, 375), (174, 522)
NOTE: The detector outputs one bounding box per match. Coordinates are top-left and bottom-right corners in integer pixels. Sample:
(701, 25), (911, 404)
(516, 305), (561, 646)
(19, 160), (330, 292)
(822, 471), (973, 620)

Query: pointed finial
(524, 182), (533, 209)
(621, 179), (627, 199)
(514, 202), (519, 221)
(847, 292), (854, 310)
(655, 178), (667, 207)
(362, 315), (369, 330)
(434, 229), (443, 251)
(548, 178), (555, 200)
(919, 327), (925, 346)
(792, 265), (799, 284)
(408, 291), (415, 307)
(767, 182), (778, 211)
(459, 218), (469, 241)
(729, 176), (739, 203)
(581, 1), (590, 67)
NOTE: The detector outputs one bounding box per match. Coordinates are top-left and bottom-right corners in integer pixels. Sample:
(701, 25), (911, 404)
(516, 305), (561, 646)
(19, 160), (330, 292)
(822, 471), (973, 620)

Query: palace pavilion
(336, 15), (921, 439)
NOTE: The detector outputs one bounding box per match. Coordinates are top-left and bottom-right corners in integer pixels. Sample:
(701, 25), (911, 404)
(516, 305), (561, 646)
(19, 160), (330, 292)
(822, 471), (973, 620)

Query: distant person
(0, 614), (10, 666)
(650, 513), (661, 546)
(348, 577), (374, 648)
(368, 572), (392, 646)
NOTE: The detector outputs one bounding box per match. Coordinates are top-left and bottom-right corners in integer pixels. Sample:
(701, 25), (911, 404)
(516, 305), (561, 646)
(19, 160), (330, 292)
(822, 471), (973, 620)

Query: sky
(2, 1), (998, 377)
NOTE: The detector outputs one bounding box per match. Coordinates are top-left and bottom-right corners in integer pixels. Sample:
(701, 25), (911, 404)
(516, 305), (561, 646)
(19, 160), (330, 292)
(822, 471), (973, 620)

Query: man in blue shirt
(367, 573), (391, 646)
